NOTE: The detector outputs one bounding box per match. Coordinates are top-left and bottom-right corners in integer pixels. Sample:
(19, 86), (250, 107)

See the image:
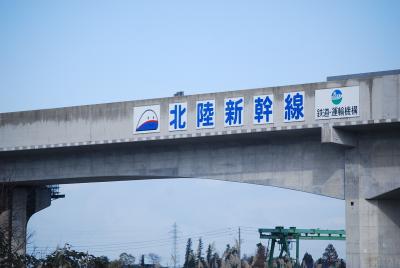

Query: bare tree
(119, 252), (135, 267)
(148, 253), (161, 266)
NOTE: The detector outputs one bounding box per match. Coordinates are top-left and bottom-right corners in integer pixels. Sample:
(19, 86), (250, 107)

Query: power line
(30, 227), (236, 245)
(238, 226), (259, 230)
(28, 230), (234, 250)
(27, 228), (236, 251)
(66, 232), (236, 254)
(39, 232), (233, 252)
(27, 225), (268, 262)
(26, 225), (266, 260)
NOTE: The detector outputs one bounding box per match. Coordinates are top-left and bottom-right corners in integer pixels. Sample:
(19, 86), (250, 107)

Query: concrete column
(346, 198), (378, 267)
(345, 131), (400, 267)
(345, 145), (380, 267)
(346, 198), (400, 268)
(11, 187), (29, 255)
(0, 186), (51, 256)
(0, 186), (13, 254)
(375, 199), (400, 267)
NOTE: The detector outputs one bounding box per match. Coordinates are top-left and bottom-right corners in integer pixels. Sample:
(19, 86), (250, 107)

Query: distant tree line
(0, 226), (345, 268)
(0, 234), (161, 268)
(182, 238), (345, 268)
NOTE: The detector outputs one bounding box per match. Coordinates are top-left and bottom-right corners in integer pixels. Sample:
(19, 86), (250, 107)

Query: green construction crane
(258, 226), (345, 267)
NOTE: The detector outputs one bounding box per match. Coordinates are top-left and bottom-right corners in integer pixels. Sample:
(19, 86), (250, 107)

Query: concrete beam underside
(0, 133), (346, 199)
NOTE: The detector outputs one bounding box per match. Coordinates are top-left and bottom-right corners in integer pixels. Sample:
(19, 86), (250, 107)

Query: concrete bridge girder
(0, 71), (400, 267)
(1, 129), (346, 199)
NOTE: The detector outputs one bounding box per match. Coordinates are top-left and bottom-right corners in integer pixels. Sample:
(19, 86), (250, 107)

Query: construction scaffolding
(47, 185), (65, 200)
(258, 226), (346, 267)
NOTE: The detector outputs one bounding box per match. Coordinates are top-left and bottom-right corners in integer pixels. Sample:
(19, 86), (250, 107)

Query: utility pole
(170, 222), (179, 268)
(238, 227), (241, 259)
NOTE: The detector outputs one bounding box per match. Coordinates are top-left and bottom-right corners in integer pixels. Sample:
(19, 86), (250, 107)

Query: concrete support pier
(346, 198), (400, 267)
(0, 186), (51, 255)
(345, 130), (400, 268)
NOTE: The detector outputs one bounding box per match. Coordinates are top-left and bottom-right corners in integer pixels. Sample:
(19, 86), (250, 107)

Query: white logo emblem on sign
(133, 105), (160, 134)
(315, 86), (359, 120)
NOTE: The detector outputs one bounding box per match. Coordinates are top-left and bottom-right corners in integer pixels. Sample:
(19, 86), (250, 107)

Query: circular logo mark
(331, 89), (342, 105)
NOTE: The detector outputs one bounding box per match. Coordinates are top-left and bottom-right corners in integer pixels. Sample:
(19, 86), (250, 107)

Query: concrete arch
(0, 130), (345, 199)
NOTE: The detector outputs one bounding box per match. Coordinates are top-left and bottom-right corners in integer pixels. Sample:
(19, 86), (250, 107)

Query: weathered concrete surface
(359, 131), (400, 200)
(0, 79), (365, 151)
(0, 74), (398, 153)
(321, 125), (357, 147)
(0, 71), (400, 267)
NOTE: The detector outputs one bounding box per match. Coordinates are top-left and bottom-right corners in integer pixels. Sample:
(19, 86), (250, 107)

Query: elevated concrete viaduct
(1, 70), (400, 267)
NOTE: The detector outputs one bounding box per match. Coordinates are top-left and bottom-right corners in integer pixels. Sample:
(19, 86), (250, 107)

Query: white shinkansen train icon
(136, 109), (159, 131)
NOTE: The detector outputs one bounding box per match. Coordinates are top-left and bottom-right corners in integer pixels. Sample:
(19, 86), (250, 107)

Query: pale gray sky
(1, 0), (399, 265)
(27, 180), (345, 264)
